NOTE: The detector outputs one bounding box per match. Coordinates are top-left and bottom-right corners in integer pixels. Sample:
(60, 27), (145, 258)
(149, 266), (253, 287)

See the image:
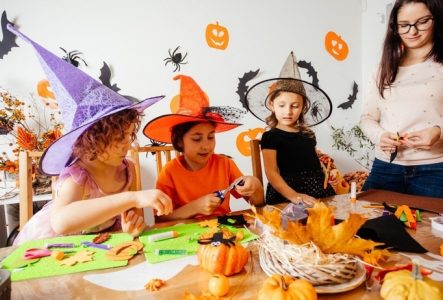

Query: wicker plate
(259, 246), (365, 293)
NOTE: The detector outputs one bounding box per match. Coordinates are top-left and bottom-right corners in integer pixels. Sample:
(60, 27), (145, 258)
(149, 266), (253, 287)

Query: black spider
(59, 47), (87, 67)
(198, 232), (236, 247)
(310, 101), (325, 123)
(164, 46), (187, 72)
(144, 138), (167, 156)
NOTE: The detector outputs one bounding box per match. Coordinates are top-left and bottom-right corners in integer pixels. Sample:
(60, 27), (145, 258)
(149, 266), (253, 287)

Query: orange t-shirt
(156, 154), (243, 216)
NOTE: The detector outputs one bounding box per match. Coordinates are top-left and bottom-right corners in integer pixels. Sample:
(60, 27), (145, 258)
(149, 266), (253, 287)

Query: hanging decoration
(337, 81), (358, 110)
(0, 11), (18, 59)
(205, 21), (230, 50)
(164, 46), (188, 72)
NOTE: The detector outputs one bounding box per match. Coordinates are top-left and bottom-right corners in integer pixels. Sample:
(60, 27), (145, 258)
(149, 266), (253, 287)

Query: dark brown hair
(73, 109), (142, 161)
(378, 0), (443, 98)
(171, 121), (216, 152)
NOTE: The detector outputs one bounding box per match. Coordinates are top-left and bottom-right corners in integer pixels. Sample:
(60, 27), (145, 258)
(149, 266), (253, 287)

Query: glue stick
(350, 182), (357, 204)
(148, 231), (178, 243)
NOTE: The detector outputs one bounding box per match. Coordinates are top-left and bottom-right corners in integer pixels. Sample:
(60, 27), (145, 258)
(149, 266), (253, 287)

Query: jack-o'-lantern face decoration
(324, 31), (349, 61)
(205, 22), (230, 50)
(37, 79), (58, 109)
(236, 127), (265, 156)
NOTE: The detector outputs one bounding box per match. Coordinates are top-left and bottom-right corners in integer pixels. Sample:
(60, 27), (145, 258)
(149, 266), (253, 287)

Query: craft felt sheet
(1, 233), (134, 281)
(140, 221), (258, 263)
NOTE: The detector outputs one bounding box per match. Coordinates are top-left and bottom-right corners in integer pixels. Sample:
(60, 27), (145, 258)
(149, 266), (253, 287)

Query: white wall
(0, 0), (393, 214)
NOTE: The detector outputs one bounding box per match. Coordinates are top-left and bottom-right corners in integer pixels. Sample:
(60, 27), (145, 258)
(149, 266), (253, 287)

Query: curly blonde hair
(73, 109), (142, 161)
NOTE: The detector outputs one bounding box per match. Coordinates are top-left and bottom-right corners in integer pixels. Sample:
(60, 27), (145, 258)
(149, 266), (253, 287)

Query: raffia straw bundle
(258, 229), (358, 286)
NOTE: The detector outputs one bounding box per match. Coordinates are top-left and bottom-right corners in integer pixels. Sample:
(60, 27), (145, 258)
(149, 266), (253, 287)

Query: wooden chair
(249, 139), (263, 185)
(18, 150), (56, 229)
(128, 145), (177, 190)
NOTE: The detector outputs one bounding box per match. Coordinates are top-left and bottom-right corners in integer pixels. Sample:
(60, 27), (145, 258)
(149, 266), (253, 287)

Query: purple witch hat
(7, 24), (164, 175)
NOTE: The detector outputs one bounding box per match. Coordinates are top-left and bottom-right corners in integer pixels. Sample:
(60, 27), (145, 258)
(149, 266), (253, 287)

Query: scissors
(23, 248), (52, 260)
(214, 178), (245, 202)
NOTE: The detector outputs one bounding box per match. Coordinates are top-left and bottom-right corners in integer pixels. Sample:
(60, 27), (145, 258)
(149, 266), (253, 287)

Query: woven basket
(258, 231), (359, 286)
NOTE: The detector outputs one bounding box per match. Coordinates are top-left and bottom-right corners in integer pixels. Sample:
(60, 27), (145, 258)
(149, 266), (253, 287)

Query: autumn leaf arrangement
(0, 88), (62, 175)
(253, 203), (389, 286)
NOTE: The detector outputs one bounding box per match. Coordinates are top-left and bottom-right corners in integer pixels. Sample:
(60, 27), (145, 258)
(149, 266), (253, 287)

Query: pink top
(360, 59), (443, 166)
(13, 159), (133, 246)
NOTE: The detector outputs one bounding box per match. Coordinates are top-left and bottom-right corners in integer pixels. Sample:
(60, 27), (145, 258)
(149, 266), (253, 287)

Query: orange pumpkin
(197, 232), (249, 276)
(258, 275), (317, 300)
(324, 31), (349, 61)
(236, 128), (264, 156)
(205, 22), (229, 50)
(37, 79), (58, 109)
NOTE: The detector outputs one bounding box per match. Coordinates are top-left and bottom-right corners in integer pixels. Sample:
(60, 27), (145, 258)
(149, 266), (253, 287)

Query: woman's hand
(379, 131), (402, 157)
(133, 189), (173, 216)
(191, 194), (221, 215)
(402, 126), (441, 150)
(289, 193), (318, 206)
(121, 209), (145, 237)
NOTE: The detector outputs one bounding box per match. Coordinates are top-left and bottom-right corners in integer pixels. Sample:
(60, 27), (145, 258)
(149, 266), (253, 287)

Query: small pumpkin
(258, 275), (317, 300)
(208, 274), (230, 296)
(197, 232), (249, 276)
(236, 128), (265, 156)
(324, 31), (349, 61)
(205, 21), (230, 50)
(380, 262), (443, 300)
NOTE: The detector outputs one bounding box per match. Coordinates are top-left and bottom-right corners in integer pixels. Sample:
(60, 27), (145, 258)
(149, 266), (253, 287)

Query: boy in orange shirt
(143, 75), (264, 220)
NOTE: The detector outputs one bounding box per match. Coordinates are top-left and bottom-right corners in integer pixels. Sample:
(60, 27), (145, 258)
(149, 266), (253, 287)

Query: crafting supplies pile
(252, 203), (389, 286)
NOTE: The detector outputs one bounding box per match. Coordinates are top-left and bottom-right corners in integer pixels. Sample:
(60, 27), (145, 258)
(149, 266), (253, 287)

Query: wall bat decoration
(337, 81), (358, 110)
(0, 11), (18, 59)
(236, 69), (259, 109)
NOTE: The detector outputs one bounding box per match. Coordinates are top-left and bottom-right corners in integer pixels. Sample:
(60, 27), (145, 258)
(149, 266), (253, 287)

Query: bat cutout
(99, 61), (139, 102)
(298, 60), (319, 87)
(236, 69), (260, 109)
(0, 11), (18, 59)
(337, 81), (358, 110)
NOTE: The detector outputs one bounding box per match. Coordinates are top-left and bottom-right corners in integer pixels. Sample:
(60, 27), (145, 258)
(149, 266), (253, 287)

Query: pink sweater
(360, 59), (443, 166)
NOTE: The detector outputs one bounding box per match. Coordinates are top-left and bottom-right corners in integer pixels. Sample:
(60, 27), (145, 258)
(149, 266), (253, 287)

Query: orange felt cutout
(324, 31), (349, 61)
(60, 250), (94, 266)
(205, 21), (230, 50)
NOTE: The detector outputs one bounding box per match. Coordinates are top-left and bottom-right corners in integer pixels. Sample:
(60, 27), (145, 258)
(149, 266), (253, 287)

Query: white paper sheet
(83, 255), (198, 291)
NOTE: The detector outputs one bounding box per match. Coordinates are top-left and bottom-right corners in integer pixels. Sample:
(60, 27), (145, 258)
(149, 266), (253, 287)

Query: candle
(148, 231), (178, 243)
(350, 181), (356, 203)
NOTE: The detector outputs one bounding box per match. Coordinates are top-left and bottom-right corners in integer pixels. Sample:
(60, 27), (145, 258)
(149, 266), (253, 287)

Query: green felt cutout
(399, 212), (407, 222)
(140, 221), (258, 264)
(1, 233), (134, 281)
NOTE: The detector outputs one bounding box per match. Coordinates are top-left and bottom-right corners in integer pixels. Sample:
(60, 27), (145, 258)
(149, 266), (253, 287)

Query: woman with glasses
(360, 0), (443, 197)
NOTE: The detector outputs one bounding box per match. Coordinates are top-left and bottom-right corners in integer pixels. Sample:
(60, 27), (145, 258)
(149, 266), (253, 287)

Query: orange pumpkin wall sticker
(205, 21), (230, 50)
(37, 79), (58, 109)
(324, 31), (349, 61)
(236, 127), (265, 156)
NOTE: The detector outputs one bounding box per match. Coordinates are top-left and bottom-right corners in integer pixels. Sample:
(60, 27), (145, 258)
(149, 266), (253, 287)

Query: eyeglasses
(397, 17), (434, 34)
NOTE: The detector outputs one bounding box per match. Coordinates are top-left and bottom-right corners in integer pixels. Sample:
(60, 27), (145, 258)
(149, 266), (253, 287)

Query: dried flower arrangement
(0, 88), (62, 193)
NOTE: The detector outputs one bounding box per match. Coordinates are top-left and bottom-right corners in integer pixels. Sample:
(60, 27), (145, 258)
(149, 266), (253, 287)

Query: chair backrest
(128, 145), (177, 191)
(249, 139), (263, 185)
(18, 150), (57, 229)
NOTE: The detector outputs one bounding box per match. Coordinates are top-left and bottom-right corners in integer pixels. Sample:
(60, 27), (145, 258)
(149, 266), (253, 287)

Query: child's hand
(233, 176), (260, 197)
(121, 209), (145, 237)
(192, 194), (221, 215)
(133, 189), (173, 216)
(290, 193), (318, 206)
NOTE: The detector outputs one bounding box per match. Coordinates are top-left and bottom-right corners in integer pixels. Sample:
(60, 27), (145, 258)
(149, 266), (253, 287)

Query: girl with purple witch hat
(8, 25), (172, 245)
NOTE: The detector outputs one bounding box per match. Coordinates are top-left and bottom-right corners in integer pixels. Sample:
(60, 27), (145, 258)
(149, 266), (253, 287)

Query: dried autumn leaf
(145, 278), (166, 292)
(198, 219), (218, 228)
(17, 126), (37, 151)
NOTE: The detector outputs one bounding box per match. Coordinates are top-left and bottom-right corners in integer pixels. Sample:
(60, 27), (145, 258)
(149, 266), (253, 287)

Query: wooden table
(2, 193), (442, 300)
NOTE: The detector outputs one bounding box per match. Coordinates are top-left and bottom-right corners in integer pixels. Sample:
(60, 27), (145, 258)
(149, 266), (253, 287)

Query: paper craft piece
(93, 232), (110, 244)
(164, 46), (188, 72)
(236, 127), (264, 156)
(298, 60), (320, 87)
(60, 250), (95, 266)
(198, 219), (218, 228)
(6, 257), (40, 269)
(145, 278), (166, 291)
(337, 81), (358, 110)
(140, 221), (257, 264)
(205, 21), (229, 50)
(0, 11), (18, 59)
(106, 241), (144, 261)
(1, 233), (134, 281)
(324, 31), (349, 61)
(236, 69), (260, 109)
(84, 256), (198, 291)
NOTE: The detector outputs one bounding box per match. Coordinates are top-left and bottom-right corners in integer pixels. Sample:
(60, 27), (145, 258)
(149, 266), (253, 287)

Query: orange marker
(147, 231), (178, 243)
